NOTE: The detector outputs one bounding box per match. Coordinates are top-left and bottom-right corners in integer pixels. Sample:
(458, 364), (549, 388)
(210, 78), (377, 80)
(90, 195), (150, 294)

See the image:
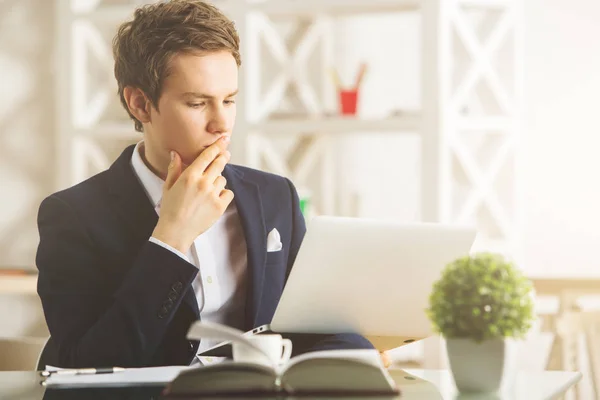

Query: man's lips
(201, 136), (230, 150)
(181, 139), (230, 169)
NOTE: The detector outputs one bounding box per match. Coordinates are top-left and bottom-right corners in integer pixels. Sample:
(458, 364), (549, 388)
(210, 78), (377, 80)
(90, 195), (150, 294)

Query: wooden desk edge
(0, 274), (38, 294)
(530, 278), (600, 296)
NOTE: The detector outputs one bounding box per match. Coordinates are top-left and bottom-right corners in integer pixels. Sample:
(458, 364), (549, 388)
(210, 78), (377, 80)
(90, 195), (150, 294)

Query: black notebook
(163, 349), (399, 397)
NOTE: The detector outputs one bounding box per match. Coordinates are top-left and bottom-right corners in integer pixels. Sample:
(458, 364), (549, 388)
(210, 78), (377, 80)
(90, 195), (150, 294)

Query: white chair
(556, 311), (600, 400)
(0, 336), (48, 371)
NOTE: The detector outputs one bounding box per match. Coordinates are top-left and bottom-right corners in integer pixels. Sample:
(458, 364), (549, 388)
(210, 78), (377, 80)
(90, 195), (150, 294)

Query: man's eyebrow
(182, 90), (239, 99)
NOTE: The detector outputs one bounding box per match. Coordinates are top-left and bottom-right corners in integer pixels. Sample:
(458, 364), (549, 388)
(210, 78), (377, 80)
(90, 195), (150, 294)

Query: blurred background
(0, 0), (599, 398)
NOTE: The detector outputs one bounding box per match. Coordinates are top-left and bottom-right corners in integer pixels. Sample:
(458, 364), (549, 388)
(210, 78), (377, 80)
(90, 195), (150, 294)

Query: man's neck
(139, 142), (167, 181)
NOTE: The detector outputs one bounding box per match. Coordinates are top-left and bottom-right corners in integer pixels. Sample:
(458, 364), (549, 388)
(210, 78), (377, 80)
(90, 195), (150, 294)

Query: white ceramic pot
(446, 338), (517, 393)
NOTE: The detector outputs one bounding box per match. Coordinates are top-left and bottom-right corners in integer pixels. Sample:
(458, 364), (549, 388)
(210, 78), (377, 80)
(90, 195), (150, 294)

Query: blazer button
(172, 282), (183, 293)
(157, 306), (169, 319)
(164, 298), (174, 309)
(168, 290), (178, 301)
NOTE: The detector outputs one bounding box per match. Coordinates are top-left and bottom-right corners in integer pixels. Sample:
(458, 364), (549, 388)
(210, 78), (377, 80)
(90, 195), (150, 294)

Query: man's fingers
(219, 189), (234, 204)
(213, 175), (227, 193)
(380, 351), (392, 368)
(164, 151), (182, 190)
(204, 151), (230, 182)
(187, 136), (230, 174)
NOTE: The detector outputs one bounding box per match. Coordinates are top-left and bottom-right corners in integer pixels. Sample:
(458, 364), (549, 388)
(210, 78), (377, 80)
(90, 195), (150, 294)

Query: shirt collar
(130, 141), (164, 209)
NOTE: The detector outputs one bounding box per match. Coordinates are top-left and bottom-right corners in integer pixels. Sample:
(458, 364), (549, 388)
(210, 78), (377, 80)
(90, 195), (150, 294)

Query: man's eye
(188, 103), (205, 108)
(224, 100), (236, 105)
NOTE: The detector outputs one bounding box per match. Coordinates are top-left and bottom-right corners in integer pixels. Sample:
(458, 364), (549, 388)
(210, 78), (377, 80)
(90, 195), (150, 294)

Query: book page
(166, 362), (278, 396)
(280, 352), (398, 395)
(281, 349), (383, 373)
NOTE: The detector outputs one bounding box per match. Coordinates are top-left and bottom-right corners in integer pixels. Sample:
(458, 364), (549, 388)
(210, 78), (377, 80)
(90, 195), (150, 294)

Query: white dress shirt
(130, 142), (248, 365)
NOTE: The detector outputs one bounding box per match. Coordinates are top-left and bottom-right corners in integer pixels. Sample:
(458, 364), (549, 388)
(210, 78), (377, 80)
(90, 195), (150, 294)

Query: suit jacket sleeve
(36, 194), (199, 368)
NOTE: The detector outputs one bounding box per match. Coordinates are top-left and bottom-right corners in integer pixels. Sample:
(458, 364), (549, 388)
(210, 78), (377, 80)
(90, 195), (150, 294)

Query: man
(36, 0), (377, 369)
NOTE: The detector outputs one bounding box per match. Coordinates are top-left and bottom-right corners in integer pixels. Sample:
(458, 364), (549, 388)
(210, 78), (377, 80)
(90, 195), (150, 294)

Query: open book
(164, 349), (399, 397)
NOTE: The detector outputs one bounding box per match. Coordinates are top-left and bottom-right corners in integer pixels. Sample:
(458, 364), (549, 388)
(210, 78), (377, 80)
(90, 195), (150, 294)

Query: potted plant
(426, 253), (535, 393)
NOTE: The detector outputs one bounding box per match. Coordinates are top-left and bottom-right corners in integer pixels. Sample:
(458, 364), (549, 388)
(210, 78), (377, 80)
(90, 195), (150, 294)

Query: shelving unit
(250, 114), (420, 136)
(55, 0), (523, 367)
(239, 0), (523, 256)
(55, 0), (524, 269)
(237, 0), (421, 16)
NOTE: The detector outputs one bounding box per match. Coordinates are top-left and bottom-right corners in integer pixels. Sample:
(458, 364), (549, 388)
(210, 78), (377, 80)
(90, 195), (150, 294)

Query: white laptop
(201, 216), (476, 355)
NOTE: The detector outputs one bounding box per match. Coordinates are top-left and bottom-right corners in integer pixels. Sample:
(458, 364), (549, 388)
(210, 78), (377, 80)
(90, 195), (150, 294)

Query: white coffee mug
(232, 334), (292, 367)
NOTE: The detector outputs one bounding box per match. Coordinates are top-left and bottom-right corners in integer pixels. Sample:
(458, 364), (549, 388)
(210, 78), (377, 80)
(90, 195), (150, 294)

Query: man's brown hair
(112, 0), (241, 132)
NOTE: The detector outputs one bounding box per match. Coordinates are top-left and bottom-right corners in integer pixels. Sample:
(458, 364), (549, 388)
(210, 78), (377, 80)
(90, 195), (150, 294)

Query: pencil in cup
(354, 62), (367, 89)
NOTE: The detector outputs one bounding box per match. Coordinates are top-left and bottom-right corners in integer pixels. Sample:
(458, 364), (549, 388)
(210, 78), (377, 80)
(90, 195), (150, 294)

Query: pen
(40, 367), (126, 377)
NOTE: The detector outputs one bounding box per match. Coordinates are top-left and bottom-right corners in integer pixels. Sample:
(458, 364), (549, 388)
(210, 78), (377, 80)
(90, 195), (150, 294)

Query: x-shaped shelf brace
(448, 2), (518, 241)
(451, 135), (514, 239)
(450, 4), (516, 115)
(246, 132), (335, 216)
(72, 136), (110, 185)
(71, 0), (102, 13)
(72, 18), (114, 129)
(247, 13), (332, 120)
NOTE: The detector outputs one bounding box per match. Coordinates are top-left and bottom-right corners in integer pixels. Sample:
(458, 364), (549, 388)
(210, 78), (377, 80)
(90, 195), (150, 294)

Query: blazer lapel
(104, 145), (200, 319)
(223, 165), (266, 329)
(104, 145), (158, 244)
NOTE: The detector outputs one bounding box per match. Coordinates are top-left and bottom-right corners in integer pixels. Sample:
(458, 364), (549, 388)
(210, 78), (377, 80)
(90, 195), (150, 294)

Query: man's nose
(207, 108), (229, 134)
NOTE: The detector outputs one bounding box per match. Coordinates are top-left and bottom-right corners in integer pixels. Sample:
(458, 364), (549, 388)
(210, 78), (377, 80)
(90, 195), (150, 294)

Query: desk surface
(530, 277), (600, 295)
(0, 274), (37, 295)
(0, 369), (581, 400)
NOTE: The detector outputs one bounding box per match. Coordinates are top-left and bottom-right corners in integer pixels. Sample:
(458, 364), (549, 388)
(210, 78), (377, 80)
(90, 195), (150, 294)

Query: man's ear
(123, 86), (152, 124)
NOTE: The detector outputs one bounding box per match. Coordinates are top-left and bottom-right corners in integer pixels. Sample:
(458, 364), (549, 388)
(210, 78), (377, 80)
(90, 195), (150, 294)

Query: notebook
(41, 365), (190, 388)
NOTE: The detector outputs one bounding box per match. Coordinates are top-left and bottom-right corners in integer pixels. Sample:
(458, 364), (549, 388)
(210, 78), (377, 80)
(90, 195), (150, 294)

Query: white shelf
(71, 6), (134, 23)
(458, 0), (517, 10)
(71, 0), (419, 23)
(247, 0), (420, 17)
(75, 116), (420, 139)
(248, 0), (514, 16)
(0, 275), (37, 295)
(71, 0), (513, 23)
(75, 124), (139, 140)
(456, 116), (515, 131)
(250, 114), (420, 136)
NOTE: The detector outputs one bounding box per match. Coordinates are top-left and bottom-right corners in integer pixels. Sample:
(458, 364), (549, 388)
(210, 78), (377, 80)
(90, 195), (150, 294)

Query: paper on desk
(42, 365), (192, 388)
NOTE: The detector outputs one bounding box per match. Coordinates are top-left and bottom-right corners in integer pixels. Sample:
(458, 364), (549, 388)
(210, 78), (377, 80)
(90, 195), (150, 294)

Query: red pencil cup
(339, 89), (359, 115)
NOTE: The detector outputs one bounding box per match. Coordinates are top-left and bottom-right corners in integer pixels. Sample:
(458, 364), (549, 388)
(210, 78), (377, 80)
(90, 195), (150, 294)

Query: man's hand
(380, 351), (392, 368)
(151, 136), (234, 253)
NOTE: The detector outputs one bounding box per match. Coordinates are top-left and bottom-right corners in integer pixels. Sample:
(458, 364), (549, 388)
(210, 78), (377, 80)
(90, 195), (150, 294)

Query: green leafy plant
(426, 252), (534, 342)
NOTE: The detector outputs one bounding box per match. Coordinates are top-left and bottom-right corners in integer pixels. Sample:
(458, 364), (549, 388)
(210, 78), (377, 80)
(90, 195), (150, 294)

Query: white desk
(0, 368), (581, 399)
(0, 274), (37, 295)
(391, 368), (582, 400)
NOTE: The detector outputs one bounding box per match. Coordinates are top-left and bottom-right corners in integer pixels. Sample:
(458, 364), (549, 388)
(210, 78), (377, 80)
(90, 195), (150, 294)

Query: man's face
(145, 50), (238, 167)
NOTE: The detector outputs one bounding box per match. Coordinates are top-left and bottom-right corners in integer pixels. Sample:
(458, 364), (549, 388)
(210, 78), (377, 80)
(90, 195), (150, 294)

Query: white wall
(334, 13), (423, 363)
(335, 13), (421, 223)
(0, 0), (55, 269)
(336, 1), (600, 277)
(334, 4), (600, 377)
(523, 0), (600, 277)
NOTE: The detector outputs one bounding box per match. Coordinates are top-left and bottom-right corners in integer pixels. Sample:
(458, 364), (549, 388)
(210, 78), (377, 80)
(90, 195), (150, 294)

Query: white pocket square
(267, 228), (283, 252)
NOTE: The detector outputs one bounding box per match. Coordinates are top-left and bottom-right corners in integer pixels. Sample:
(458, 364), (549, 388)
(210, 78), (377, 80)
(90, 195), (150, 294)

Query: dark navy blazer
(36, 145), (372, 368)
